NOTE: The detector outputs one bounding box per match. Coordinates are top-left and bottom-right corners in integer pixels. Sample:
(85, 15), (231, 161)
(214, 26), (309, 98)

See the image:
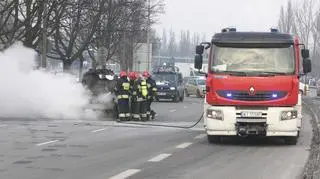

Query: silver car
(184, 77), (206, 98)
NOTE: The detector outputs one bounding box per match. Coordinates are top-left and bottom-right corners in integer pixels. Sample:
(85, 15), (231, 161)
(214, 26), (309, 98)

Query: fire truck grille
(217, 90), (287, 101)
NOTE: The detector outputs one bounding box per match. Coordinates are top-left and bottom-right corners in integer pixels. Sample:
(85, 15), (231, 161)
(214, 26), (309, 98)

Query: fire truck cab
(195, 28), (312, 145)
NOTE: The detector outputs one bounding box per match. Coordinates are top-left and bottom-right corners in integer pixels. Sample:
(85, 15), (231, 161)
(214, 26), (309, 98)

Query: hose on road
(116, 112), (204, 129)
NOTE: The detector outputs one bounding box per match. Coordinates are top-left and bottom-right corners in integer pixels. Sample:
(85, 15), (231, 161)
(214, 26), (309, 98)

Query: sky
(154, 0), (289, 39)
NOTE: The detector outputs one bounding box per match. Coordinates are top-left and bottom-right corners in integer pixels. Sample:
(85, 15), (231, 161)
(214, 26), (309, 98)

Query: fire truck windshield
(211, 46), (295, 75)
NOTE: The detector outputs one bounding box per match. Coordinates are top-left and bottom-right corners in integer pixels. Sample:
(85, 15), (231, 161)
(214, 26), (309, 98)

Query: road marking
(169, 109), (177, 112)
(148, 153), (172, 162)
(91, 128), (107, 133)
(0, 124), (7, 128)
(183, 106), (187, 109)
(194, 134), (206, 139)
(175, 142), (193, 149)
(36, 140), (59, 146)
(109, 169), (141, 179)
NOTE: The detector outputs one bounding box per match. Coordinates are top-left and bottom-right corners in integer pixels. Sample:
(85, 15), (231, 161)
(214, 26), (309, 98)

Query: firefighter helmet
(120, 71), (127, 77)
(129, 72), (136, 80)
(142, 71), (151, 78)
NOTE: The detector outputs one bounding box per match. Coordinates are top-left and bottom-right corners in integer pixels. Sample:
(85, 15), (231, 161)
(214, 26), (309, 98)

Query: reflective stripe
(152, 88), (157, 91)
(141, 114), (147, 117)
(137, 98), (145, 102)
(117, 95), (129, 99)
(122, 82), (130, 90)
(119, 114), (126, 117)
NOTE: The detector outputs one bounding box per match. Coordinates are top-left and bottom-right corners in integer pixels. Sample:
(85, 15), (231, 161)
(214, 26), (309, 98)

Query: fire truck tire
(207, 135), (222, 144)
(284, 136), (298, 145)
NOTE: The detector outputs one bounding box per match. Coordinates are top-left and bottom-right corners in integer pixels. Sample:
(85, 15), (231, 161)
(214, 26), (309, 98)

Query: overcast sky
(154, 0), (289, 39)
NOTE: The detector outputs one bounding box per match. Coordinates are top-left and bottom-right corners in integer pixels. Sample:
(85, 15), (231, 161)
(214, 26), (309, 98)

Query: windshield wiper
(253, 72), (290, 76)
(220, 71), (247, 76)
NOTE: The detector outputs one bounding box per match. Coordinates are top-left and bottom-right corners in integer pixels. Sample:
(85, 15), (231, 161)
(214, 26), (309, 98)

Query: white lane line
(91, 128), (107, 133)
(148, 153), (172, 162)
(36, 140), (59, 146)
(109, 169), (141, 179)
(169, 109), (177, 112)
(175, 142), (193, 149)
(194, 134), (206, 139)
(0, 124), (7, 128)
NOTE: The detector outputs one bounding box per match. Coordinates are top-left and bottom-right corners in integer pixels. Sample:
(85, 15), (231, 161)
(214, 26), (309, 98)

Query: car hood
(156, 80), (176, 87)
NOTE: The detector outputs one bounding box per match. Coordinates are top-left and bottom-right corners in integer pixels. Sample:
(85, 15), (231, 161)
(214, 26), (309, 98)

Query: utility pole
(146, 0), (151, 71)
(41, 0), (48, 69)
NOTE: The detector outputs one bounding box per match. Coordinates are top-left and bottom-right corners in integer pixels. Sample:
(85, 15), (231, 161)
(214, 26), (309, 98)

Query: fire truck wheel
(207, 135), (222, 144)
(284, 136), (298, 145)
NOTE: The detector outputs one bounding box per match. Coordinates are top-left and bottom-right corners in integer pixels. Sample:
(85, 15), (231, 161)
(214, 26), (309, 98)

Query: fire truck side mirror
(303, 58), (311, 74)
(196, 45), (204, 54)
(194, 54), (203, 70)
(301, 49), (310, 59)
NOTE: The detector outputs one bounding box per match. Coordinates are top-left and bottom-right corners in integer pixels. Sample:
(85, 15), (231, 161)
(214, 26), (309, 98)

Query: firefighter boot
(151, 110), (156, 120)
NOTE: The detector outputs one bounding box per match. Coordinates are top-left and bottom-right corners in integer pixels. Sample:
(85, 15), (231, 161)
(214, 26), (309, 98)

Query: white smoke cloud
(0, 43), (108, 120)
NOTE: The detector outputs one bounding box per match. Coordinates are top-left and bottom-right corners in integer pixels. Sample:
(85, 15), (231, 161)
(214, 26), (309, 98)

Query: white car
(299, 82), (309, 94)
(184, 77), (206, 98)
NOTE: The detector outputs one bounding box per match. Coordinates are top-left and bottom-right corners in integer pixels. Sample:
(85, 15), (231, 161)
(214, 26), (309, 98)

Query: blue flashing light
(272, 93), (278, 98)
(226, 93), (232, 97)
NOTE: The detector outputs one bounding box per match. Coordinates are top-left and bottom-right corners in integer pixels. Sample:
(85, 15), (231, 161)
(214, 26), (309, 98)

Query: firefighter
(114, 71), (131, 121)
(142, 71), (157, 120)
(129, 72), (140, 121)
(137, 73), (149, 121)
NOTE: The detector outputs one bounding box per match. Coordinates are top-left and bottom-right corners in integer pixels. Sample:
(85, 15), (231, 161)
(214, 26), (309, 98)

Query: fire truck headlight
(280, 110), (297, 120)
(207, 109), (223, 120)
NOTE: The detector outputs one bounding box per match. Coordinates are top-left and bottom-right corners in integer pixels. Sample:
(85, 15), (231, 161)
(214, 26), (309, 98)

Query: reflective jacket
(114, 77), (130, 99)
(146, 77), (157, 98)
(130, 79), (139, 101)
(137, 79), (149, 100)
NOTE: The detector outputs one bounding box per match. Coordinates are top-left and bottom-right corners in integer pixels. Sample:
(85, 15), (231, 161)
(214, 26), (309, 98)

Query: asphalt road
(0, 95), (316, 179)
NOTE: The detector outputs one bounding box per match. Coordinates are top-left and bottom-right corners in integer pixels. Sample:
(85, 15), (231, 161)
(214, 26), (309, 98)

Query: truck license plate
(157, 92), (166, 96)
(241, 111), (262, 118)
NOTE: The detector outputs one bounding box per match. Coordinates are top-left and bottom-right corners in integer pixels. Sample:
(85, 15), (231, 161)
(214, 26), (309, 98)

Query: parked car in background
(317, 79), (320, 96)
(184, 77), (206, 98)
(299, 81), (309, 94)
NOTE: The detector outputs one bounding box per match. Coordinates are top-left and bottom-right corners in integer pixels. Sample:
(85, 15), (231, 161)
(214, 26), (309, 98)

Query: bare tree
(293, 0), (315, 48)
(52, 0), (107, 71)
(278, 0), (294, 33)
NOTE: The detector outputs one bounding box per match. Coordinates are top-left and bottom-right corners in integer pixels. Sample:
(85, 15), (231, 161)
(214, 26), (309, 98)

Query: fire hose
(117, 112), (204, 129)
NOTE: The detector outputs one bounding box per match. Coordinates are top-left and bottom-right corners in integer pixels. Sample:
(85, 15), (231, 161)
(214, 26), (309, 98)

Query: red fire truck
(194, 28), (312, 145)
